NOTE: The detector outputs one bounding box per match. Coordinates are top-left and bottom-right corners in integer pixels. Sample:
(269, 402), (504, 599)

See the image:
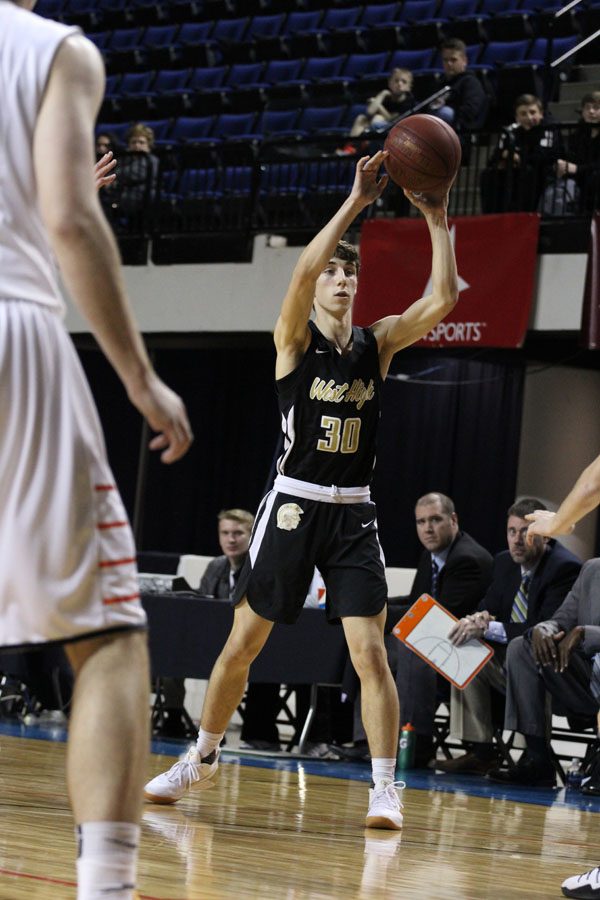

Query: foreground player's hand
(94, 152), (117, 190)
(350, 152), (389, 206)
(130, 374), (193, 463)
(525, 510), (573, 543)
(448, 613), (487, 647)
(532, 626), (564, 671)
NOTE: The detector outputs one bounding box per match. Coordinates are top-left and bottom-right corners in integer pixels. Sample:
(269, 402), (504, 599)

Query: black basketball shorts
(232, 490), (388, 625)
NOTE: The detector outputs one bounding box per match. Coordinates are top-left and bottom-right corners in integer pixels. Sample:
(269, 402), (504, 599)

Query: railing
(100, 124), (599, 249)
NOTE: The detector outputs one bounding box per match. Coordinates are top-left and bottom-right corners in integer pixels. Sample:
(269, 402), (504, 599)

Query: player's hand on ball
(350, 151), (389, 206)
(403, 186), (450, 215)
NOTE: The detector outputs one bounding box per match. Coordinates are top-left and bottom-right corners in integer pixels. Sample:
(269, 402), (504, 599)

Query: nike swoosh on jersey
(361, 520), (375, 528)
(315, 349), (329, 354)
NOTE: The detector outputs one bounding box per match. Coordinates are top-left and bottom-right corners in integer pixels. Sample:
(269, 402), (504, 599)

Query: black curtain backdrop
(374, 350), (526, 565)
(78, 340), (525, 566)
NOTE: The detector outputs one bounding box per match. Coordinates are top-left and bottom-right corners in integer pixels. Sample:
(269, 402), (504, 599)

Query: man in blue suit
(437, 497), (582, 779)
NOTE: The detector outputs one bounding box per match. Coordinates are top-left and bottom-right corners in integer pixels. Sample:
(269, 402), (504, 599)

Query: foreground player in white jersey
(145, 152), (459, 829)
(0, 3), (192, 898)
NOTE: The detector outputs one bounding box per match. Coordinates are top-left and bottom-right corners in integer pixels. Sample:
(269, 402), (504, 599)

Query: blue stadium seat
(226, 63), (265, 88)
(295, 106), (347, 137)
(257, 109), (300, 138)
(256, 10), (324, 60)
(527, 36), (579, 66)
(213, 112), (257, 138)
(485, 12), (533, 43)
(342, 52), (390, 79)
(188, 66), (228, 90)
(142, 24), (179, 68)
(106, 27), (145, 72)
(302, 56), (347, 82)
(143, 118), (173, 146)
(87, 31), (111, 50)
(211, 17), (250, 43)
(437, 0), (479, 17)
(399, 0), (439, 22)
(96, 122), (131, 144)
(359, 4), (402, 27)
(259, 163), (304, 197)
(245, 13), (286, 40)
(35, 0), (65, 19)
(479, 0), (519, 11)
(170, 116), (216, 143)
(390, 48), (436, 69)
(222, 166), (254, 194)
(478, 39), (530, 66)
(263, 59), (304, 84)
(176, 21), (217, 67)
(178, 168), (221, 199)
(322, 7), (363, 29)
(150, 68), (192, 116)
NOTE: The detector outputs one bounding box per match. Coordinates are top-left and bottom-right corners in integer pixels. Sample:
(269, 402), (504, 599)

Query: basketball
(383, 114), (462, 196)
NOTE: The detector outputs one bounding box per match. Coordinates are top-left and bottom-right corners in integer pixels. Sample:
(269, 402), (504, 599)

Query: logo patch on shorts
(276, 503), (303, 531)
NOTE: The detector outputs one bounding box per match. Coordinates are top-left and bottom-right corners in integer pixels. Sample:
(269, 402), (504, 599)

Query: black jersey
(276, 321), (382, 487)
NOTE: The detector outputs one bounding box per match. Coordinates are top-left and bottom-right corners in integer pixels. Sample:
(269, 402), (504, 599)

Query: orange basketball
(383, 114), (461, 196)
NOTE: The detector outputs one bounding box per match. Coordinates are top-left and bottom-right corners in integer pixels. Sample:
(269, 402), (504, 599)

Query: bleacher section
(35, 0), (600, 260)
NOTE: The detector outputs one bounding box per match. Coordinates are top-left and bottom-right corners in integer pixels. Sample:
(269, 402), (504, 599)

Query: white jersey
(0, 3), (79, 310)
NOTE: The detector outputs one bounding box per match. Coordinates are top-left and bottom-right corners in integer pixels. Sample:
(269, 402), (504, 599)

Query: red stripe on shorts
(102, 592), (141, 606)
(99, 557), (136, 569)
(97, 521), (128, 530)
(94, 484), (115, 491)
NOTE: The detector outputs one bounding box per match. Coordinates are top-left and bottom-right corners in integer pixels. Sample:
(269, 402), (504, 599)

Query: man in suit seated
(439, 497), (582, 777)
(483, 560), (600, 789)
(390, 492), (493, 767)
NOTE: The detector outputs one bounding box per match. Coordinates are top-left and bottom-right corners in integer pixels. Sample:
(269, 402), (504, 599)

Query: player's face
(314, 257), (358, 315)
(442, 50), (467, 77)
(218, 519), (251, 561)
(415, 501), (458, 554)
(515, 103), (543, 130)
(507, 515), (545, 565)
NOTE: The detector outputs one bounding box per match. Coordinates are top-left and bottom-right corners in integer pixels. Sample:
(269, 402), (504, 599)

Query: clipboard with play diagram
(392, 594), (494, 690)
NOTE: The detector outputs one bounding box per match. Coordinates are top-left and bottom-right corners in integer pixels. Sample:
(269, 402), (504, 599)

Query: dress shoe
(435, 751), (501, 776)
(487, 756), (556, 787)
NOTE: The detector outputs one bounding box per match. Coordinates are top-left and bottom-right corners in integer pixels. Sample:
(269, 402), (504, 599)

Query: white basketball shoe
(562, 866), (600, 898)
(365, 780), (405, 830)
(144, 746), (220, 804)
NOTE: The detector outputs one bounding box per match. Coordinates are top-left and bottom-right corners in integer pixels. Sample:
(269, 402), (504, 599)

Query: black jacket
(479, 541), (582, 644)
(445, 70), (488, 131)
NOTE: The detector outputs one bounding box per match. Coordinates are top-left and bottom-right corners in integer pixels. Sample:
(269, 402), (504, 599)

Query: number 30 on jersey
(317, 416), (361, 454)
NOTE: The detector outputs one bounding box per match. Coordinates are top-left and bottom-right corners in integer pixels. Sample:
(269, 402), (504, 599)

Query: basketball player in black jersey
(145, 150), (459, 829)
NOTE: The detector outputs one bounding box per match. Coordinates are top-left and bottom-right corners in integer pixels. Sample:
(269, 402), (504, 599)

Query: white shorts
(0, 300), (146, 648)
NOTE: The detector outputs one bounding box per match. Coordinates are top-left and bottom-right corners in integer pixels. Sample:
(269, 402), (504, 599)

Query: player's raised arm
(34, 35), (192, 463)
(372, 189), (459, 377)
(526, 453), (600, 541)
(274, 152), (388, 377)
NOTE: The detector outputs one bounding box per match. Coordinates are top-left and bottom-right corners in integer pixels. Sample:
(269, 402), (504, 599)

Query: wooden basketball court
(0, 732), (598, 899)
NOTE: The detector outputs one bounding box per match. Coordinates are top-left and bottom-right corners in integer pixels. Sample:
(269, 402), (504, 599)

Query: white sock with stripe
(76, 821), (139, 900)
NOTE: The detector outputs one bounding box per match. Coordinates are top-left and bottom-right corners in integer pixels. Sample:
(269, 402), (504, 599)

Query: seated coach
(439, 497), (582, 777)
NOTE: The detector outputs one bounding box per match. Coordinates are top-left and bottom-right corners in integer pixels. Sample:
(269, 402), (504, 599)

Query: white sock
(196, 727), (224, 758)
(371, 758), (396, 787)
(76, 821), (139, 900)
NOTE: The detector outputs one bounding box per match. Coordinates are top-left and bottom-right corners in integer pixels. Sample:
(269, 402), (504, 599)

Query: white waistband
(274, 474), (370, 504)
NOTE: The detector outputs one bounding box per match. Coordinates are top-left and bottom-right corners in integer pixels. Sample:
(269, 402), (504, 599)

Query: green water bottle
(397, 722), (416, 771)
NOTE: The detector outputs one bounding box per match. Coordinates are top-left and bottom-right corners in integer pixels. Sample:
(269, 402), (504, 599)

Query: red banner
(354, 213), (540, 348)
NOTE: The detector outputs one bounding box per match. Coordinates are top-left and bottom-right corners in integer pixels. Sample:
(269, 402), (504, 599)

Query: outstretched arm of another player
(34, 35), (192, 463)
(526, 453), (600, 542)
(274, 152), (388, 369)
(372, 188), (459, 377)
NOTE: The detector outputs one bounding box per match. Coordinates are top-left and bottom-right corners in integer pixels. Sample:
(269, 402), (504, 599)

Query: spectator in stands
(118, 122), (159, 216)
(95, 131), (117, 158)
(438, 497), (581, 778)
(350, 68), (415, 137)
(485, 559), (600, 790)
(429, 38), (488, 155)
(382, 492), (493, 768)
(552, 90), (600, 215)
(480, 94), (562, 213)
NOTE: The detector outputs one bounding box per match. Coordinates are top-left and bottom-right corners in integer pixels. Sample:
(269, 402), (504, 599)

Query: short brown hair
(441, 38), (467, 55)
(507, 497), (547, 519)
(334, 240), (360, 275)
(514, 94), (543, 112)
(126, 122), (155, 149)
(581, 91), (600, 108)
(218, 508), (254, 529)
